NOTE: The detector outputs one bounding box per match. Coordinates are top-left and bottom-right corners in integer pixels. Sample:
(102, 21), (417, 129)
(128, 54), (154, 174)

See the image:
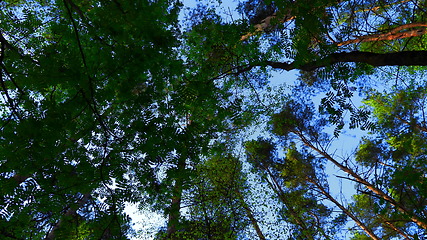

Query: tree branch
(308, 178), (380, 240)
(294, 130), (427, 230)
(337, 23), (427, 46)
(265, 51), (427, 72)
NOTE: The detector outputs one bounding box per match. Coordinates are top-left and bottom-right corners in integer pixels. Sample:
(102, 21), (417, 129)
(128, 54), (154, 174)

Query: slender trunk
(383, 220), (412, 240)
(236, 190), (265, 240)
(166, 157), (186, 239)
(294, 130), (427, 230)
(232, 51), (427, 75)
(242, 205), (265, 240)
(395, 115), (427, 133)
(262, 168), (315, 240)
(308, 179), (380, 240)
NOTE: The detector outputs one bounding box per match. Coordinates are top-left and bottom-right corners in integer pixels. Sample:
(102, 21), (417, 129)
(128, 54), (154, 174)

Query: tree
(0, 0), (249, 238)
(181, 0), (427, 238)
(2, 0), (427, 239)
(0, 0), (193, 238)
(174, 146), (253, 240)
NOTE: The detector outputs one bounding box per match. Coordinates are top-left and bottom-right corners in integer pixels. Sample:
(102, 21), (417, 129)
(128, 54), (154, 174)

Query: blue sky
(126, 1), (369, 239)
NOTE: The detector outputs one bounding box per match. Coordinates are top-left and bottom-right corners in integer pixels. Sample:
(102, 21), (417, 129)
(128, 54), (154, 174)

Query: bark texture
(337, 23), (427, 46)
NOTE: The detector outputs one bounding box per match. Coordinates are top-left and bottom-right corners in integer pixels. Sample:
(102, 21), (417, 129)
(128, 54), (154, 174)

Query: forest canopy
(1, 0), (427, 239)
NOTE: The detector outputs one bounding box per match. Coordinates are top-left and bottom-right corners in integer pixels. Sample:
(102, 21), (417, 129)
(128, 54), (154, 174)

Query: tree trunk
(236, 190), (266, 240)
(166, 157), (186, 239)
(262, 167), (316, 240)
(383, 220), (412, 240)
(295, 130), (427, 230)
(337, 23), (427, 46)
(307, 179), (380, 240)
(240, 1), (419, 44)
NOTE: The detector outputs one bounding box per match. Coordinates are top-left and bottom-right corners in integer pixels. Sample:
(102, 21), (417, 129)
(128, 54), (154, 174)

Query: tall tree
(195, 0), (427, 238)
(2, 0), (427, 239)
(0, 0), (191, 238)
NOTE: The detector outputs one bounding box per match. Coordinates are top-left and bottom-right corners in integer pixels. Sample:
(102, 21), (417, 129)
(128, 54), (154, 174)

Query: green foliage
(179, 145), (250, 239)
(350, 80), (427, 238)
(245, 137), (275, 168)
(0, 0), (191, 238)
(2, 0), (427, 239)
(271, 99), (317, 136)
(281, 143), (315, 187)
(355, 138), (384, 166)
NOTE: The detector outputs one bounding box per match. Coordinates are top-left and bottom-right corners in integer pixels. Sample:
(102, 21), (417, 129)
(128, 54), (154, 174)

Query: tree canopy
(1, 0), (427, 239)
